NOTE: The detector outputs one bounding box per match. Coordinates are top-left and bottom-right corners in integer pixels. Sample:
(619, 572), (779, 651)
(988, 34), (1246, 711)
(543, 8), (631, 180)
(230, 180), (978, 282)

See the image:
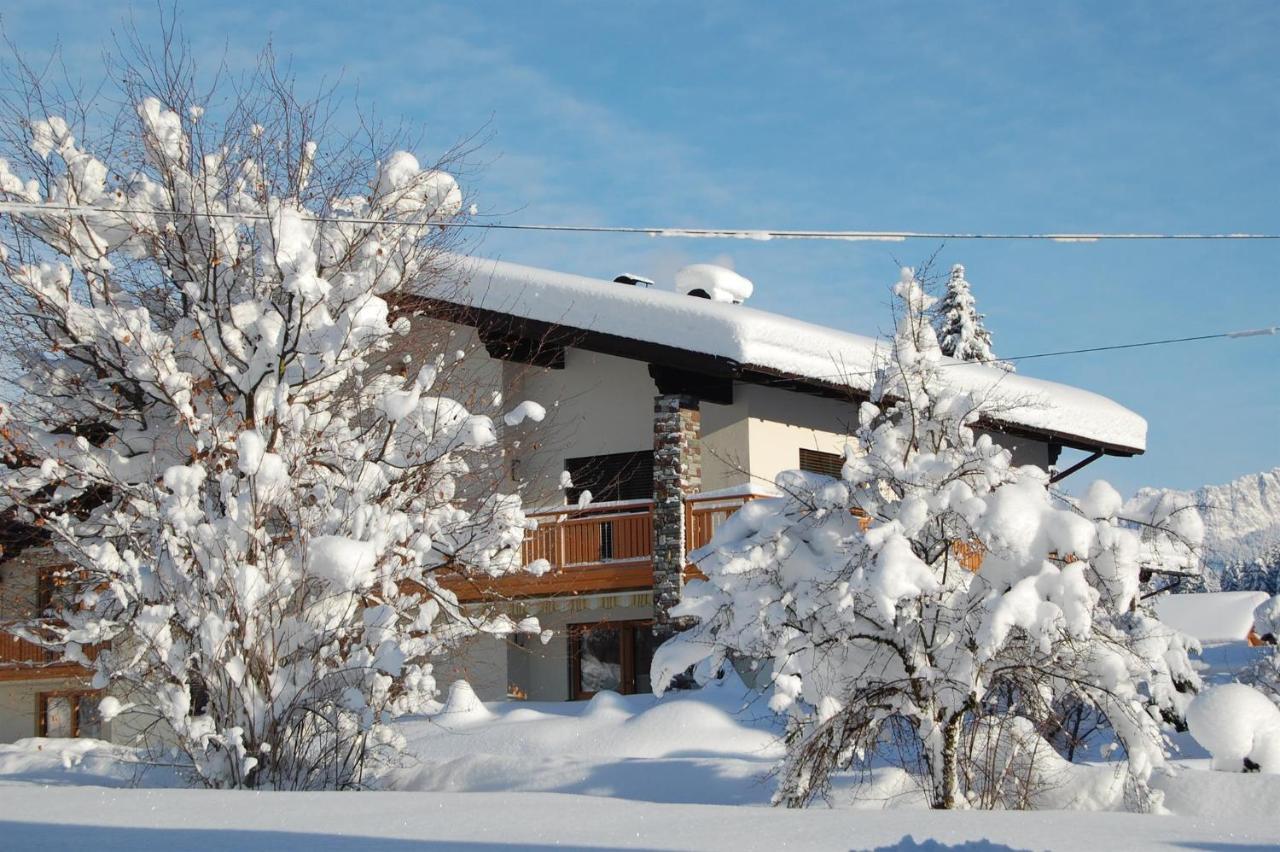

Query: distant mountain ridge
(1145, 467), (1280, 570)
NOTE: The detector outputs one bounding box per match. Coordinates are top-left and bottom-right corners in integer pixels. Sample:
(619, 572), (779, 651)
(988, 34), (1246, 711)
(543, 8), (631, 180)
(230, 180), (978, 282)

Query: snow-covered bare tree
(653, 268), (1202, 810)
(0, 35), (543, 788)
(934, 264), (1009, 370)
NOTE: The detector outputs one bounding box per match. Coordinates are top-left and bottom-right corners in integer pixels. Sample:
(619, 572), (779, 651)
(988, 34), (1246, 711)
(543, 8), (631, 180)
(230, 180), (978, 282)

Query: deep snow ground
(0, 787), (1277, 852)
(1, 676), (1278, 850)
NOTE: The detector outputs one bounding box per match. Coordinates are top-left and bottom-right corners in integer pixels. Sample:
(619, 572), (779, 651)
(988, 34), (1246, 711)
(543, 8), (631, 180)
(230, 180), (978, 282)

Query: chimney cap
(613, 273), (654, 287)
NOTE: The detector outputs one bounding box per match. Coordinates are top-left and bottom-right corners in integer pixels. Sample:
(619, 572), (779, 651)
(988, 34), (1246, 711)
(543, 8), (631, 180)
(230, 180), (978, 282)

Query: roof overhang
(405, 296), (1142, 458)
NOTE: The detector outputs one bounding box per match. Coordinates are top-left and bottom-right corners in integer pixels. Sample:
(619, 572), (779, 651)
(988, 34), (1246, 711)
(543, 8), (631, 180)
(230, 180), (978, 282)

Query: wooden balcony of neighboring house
(442, 492), (764, 603)
(0, 622), (99, 681)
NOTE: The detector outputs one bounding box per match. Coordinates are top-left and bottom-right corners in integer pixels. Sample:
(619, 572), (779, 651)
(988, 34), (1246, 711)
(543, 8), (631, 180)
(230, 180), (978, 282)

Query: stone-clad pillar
(652, 393), (701, 643)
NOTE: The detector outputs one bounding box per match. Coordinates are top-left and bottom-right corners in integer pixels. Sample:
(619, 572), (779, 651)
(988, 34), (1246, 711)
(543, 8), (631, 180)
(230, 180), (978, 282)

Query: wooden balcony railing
(686, 494), (758, 554)
(0, 625), (98, 679)
(522, 500), (655, 569)
(445, 492), (765, 603)
(0, 630), (63, 666)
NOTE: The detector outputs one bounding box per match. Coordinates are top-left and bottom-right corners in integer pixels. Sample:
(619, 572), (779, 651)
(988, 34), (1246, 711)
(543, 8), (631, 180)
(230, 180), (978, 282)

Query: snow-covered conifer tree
(653, 268), (1202, 810)
(934, 264), (1010, 370)
(0, 40), (542, 788)
(1228, 555), (1278, 595)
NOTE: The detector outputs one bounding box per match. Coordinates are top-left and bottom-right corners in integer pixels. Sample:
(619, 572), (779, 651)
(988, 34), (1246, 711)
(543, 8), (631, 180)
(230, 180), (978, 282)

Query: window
(38, 690), (103, 738)
(564, 451), (653, 505)
(36, 564), (72, 616)
(798, 448), (843, 479)
(568, 620), (657, 699)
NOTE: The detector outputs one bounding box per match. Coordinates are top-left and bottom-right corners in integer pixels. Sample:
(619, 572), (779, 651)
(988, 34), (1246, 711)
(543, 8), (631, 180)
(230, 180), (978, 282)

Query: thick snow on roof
(436, 256), (1147, 452)
(1154, 591), (1270, 644)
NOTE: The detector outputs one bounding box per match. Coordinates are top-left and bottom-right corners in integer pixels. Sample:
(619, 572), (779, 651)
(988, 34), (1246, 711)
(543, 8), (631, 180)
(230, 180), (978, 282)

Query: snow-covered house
(1152, 591), (1273, 686)
(0, 256), (1149, 739)
(401, 257), (1148, 703)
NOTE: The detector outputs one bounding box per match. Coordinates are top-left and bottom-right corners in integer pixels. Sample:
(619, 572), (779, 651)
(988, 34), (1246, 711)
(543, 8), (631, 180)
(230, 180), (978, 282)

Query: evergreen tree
(1233, 557), (1277, 595)
(1220, 561), (1244, 592)
(935, 264), (1012, 370)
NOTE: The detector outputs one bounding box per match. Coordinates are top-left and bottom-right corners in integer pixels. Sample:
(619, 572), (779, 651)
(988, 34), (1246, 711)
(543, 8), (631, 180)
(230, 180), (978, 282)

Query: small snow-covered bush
(653, 269), (1202, 810)
(0, 37), (540, 788)
(1186, 684), (1280, 773)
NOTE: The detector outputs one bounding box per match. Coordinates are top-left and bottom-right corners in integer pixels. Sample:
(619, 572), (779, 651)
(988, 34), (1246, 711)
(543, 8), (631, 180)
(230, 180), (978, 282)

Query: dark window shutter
(565, 451), (654, 504)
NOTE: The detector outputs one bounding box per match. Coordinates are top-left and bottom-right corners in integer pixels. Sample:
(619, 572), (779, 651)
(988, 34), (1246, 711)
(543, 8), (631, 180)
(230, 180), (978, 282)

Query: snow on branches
(653, 268), (1201, 810)
(0, 72), (537, 788)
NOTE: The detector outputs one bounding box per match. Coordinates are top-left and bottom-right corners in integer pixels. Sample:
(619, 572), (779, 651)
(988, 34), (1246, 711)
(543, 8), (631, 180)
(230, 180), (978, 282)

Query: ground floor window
(38, 690), (103, 738)
(568, 620), (656, 699)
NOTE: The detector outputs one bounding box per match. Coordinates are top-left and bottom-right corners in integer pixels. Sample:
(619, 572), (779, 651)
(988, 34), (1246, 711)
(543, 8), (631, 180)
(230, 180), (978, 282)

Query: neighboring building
(0, 257), (1148, 740)
(1152, 590), (1272, 685)
(0, 529), (106, 743)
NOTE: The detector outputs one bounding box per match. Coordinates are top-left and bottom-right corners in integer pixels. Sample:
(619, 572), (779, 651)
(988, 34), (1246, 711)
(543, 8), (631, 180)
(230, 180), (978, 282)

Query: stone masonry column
(652, 393), (701, 645)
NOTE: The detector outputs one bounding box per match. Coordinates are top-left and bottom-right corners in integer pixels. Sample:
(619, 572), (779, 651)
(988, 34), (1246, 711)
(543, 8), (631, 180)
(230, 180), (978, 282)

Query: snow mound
(1152, 591), (1269, 643)
(1253, 594), (1280, 640)
(675, 263), (754, 303)
(0, 738), (179, 787)
(436, 679), (494, 725)
(392, 674), (785, 804)
(1186, 683), (1280, 772)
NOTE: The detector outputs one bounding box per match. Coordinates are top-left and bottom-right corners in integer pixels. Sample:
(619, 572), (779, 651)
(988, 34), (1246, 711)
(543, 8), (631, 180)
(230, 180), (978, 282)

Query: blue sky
(4, 1), (1277, 494)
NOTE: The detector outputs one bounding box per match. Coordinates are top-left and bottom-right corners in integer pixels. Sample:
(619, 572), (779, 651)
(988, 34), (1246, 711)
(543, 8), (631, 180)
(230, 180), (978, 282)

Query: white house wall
(434, 633), (511, 702)
(0, 676), (91, 743)
(437, 597), (657, 702)
(504, 349), (753, 505)
(700, 399), (752, 492)
(742, 384), (861, 489)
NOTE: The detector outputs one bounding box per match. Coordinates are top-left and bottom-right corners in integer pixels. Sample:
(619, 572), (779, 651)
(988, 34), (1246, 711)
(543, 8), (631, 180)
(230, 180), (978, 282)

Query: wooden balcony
(0, 626), (96, 681)
(445, 493), (761, 603)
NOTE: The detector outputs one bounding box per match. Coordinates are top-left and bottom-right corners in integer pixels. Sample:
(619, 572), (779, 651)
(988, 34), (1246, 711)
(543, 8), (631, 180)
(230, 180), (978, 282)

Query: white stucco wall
(742, 385), (861, 489)
(502, 349), (754, 505)
(975, 427), (1051, 470)
(699, 397), (752, 493)
(434, 633), (510, 702)
(504, 349), (658, 507)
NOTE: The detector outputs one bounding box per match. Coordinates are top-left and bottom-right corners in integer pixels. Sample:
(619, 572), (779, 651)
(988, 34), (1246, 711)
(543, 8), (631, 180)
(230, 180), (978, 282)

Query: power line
(974, 326), (1280, 365)
(751, 324), (1279, 387)
(1, 200), (1278, 242)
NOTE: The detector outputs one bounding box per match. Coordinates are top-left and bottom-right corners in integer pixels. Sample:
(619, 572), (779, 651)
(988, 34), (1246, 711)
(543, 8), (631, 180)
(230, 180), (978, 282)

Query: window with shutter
(564, 451), (654, 504)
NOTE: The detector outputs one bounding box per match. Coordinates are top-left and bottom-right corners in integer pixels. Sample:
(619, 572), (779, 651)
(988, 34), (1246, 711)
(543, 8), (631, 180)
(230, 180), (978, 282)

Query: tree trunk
(933, 713), (964, 809)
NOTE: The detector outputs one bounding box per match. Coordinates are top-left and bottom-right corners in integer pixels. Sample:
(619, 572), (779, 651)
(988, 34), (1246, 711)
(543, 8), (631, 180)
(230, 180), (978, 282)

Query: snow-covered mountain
(1148, 467), (1280, 570)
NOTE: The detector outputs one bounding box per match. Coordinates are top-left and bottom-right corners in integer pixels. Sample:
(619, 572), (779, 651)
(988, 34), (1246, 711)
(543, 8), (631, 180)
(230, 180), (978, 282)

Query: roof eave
(407, 298), (1145, 458)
